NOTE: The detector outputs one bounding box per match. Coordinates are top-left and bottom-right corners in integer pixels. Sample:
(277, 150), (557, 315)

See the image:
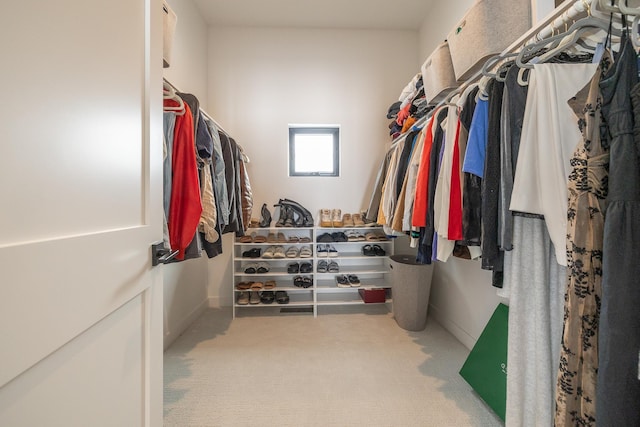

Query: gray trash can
(390, 254), (434, 331)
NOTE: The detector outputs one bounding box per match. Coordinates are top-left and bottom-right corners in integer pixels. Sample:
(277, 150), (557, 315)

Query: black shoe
(275, 205), (288, 227)
(259, 203), (272, 228)
(276, 291), (289, 304)
(279, 199), (314, 227)
(260, 291), (275, 304)
(287, 262), (300, 274)
(242, 248), (261, 258)
(300, 262), (313, 273)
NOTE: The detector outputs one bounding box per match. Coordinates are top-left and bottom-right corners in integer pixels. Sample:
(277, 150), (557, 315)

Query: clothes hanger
(632, 14), (640, 47)
(481, 52), (518, 78)
(599, 0), (621, 13)
(619, 0), (640, 15)
(163, 81), (186, 115)
(516, 14), (621, 68)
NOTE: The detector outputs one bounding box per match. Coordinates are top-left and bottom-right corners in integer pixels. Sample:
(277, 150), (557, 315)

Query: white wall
(162, 0), (210, 350)
(207, 26), (419, 307)
(417, 0), (476, 63)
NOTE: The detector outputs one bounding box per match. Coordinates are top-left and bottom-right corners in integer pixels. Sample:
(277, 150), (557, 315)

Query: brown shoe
(331, 209), (343, 227)
(342, 213), (354, 227)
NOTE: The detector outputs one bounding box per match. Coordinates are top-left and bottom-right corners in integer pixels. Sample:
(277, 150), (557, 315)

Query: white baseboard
(208, 296), (227, 308)
(428, 303), (477, 351)
(163, 299), (209, 351)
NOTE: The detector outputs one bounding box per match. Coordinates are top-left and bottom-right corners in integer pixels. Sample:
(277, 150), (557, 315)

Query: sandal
(236, 281), (252, 290)
(285, 247), (300, 258)
(293, 276), (304, 288)
(372, 244), (386, 256)
(273, 246), (286, 259)
(317, 260), (328, 273)
(299, 246), (313, 258)
(347, 275), (360, 287)
(237, 235), (253, 243)
(352, 213), (365, 227)
(260, 290), (275, 304)
(335, 275), (350, 288)
(244, 263), (258, 274)
(262, 246), (275, 259)
(362, 245), (375, 256)
(299, 236), (312, 243)
(253, 234), (267, 243)
(237, 291), (249, 305)
(287, 262), (300, 274)
(256, 262), (270, 274)
(327, 261), (339, 273)
(264, 280), (276, 289)
(301, 276), (313, 288)
(242, 248), (261, 258)
(267, 233), (277, 243)
(275, 290), (290, 304)
(277, 232), (287, 243)
(250, 281), (264, 290)
(288, 235), (300, 243)
(300, 262), (313, 273)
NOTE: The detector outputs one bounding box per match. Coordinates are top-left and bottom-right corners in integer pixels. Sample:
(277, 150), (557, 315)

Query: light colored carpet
(164, 305), (504, 427)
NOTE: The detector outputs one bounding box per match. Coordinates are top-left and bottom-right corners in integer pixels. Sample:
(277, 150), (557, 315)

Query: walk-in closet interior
(160, 0), (640, 425)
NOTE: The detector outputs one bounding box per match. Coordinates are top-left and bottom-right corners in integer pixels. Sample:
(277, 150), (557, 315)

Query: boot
(259, 203), (271, 228)
(275, 205), (288, 227)
(279, 199), (314, 227)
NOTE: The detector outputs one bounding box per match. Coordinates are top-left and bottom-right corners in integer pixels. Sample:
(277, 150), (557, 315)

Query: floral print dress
(555, 57), (610, 427)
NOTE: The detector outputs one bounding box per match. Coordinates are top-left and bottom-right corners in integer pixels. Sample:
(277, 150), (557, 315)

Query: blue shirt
(462, 98), (489, 178)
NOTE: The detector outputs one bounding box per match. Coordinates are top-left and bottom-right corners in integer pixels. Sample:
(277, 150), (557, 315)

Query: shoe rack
(233, 226), (316, 318)
(314, 225), (394, 311)
(233, 224), (394, 318)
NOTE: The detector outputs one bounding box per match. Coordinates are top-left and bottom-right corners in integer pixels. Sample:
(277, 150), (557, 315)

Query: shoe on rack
(287, 262), (300, 274)
(316, 244), (328, 257)
(244, 263), (258, 274)
(279, 199), (314, 227)
(320, 209), (332, 227)
(262, 246), (275, 259)
(260, 291), (275, 304)
(256, 262), (270, 274)
(335, 275), (350, 288)
(317, 260), (328, 273)
(331, 209), (343, 227)
(237, 291), (250, 305)
(327, 261), (339, 273)
(317, 233), (334, 242)
(301, 276), (312, 288)
(285, 246), (300, 258)
(352, 213), (365, 227)
(276, 290), (290, 304)
(327, 245), (338, 257)
(259, 203), (272, 228)
(331, 232), (347, 242)
(243, 248), (261, 258)
(300, 262), (313, 273)
(273, 246), (286, 259)
(348, 275), (360, 287)
(249, 291), (261, 305)
(293, 276), (304, 288)
(236, 281), (252, 290)
(299, 246), (313, 258)
(342, 213), (354, 227)
(275, 205), (288, 227)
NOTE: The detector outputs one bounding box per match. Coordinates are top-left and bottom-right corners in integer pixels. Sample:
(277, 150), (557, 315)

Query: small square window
(289, 126), (339, 177)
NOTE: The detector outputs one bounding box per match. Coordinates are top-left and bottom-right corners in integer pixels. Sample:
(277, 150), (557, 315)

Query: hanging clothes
(555, 54), (610, 427)
(596, 34), (640, 426)
(505, 62), (597, 427)
(164, 99), (202, 260)
(510, 63), (599, 267)
(481, 78), (505, 287)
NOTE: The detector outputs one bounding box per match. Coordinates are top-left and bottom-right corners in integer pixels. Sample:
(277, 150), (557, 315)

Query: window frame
(288, 126), (340, 177)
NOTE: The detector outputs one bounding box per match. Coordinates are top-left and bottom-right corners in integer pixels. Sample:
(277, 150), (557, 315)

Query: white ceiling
(192, 0), (435, 31)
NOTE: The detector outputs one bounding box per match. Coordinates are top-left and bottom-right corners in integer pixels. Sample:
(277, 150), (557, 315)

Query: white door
(0, 0), (164, 426)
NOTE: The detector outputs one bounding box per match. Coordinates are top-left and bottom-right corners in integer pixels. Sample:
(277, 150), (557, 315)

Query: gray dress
(596, 34), (640, 426)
